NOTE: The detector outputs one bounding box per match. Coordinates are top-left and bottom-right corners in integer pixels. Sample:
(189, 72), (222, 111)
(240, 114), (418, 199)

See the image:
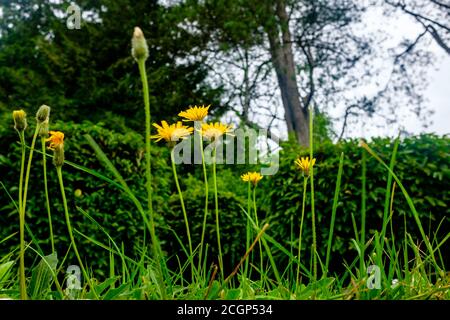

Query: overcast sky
(340, 5), (450, 139)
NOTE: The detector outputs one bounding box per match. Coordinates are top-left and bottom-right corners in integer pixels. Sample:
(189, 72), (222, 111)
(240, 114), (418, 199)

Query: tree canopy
(1, 0), (448, 143)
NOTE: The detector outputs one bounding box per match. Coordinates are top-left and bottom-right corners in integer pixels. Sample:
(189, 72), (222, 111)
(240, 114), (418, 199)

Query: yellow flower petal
(200, 122), (233, 140)
(179, 105), (210, 122)
(151, 121), (193, 143)
(241, 171), (263, 186)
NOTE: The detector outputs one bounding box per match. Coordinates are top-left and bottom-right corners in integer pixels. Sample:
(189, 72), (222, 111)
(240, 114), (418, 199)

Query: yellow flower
(46, 131), (64, 149)
(200, 122), (233, 140)
(295, 157), (316, 176)
(241, 171), (263, 186)
(13, 109), (27, 132)
(46, 131), (65, 167)
(178, 105), (210, 122)
(151, 121), (193, 143)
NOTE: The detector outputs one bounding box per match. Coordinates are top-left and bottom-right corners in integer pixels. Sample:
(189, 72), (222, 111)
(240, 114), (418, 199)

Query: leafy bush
(0, 119), (173, 276)
(1, 114), (448, 277)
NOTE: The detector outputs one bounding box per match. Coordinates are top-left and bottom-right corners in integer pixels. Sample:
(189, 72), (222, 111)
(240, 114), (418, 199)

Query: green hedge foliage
(0, 116), (448, 275)
(0, 119), (173, 275)
(261, 135), (449, 272)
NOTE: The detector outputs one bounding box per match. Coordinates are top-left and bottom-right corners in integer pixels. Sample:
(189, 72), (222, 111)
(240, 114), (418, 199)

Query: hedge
(0, 115), (448, 276)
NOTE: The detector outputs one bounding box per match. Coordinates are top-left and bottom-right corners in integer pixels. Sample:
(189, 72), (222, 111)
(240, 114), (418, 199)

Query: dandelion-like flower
(151, 121), (193, 144)
(241, 171), (263, 186)
(200, 122), (233, 141)
(295, 157), (316, 176)
(13, 110), (27, 132)
(46, 131), (65, 167)
(46, 131), (64, 149)
(179, 105), (210, 122)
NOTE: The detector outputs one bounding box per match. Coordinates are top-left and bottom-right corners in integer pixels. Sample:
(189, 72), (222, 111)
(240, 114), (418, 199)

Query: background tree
(182, 0), (448, 145)
(0, 0), (222, 131)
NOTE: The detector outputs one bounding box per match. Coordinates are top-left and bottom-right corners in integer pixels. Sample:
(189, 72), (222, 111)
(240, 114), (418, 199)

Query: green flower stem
(170, 148), (194, 281)
(17, 131), (27, 300)
(42, 137), (55, 253)
(56, 166), (98, 299)
(22, 125), (40, 219)
(137, 59), (156, 237)
(253, 186), (264, 283)
(244, 181), (251, 281)
(212, 147), (224, 281)
(296, 177), (308, 288)
(197, 126), (209, 277)
(137, 58), (166, 297)
(360, 149), (367, 276)
(309, 107), (317, 281)
(18, 124), (40, 299)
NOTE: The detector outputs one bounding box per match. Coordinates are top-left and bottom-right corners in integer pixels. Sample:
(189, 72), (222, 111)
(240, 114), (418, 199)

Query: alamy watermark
(65, 265), (82, 299)
(66, 4), (81, 30)
(366, 265), (400, 290)
(171, 123), (280, 176)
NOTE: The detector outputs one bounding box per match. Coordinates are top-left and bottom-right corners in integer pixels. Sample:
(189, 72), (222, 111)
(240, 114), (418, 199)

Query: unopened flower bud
(131, 27), (149, 62)
(36, 105), (50, 138)
(13, 109), (27, 132)
(36, 105), (50, 123)
(53, 143), (65, 167)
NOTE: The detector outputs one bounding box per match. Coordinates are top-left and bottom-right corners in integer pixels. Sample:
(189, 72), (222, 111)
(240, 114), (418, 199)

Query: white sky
(340, 6), (450, 139)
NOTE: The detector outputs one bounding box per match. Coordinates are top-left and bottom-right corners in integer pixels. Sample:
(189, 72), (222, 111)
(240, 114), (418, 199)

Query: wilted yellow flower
(46, 131), (64, 149)
(200, 122), (233, 140)
(46, 131), (65, 167)
(13, 110), (27, 132)
(295, 157), (316, 176)
(151, 121), (193, 143)
(241, 171), (263, 186)
(179, 105), (210, 122)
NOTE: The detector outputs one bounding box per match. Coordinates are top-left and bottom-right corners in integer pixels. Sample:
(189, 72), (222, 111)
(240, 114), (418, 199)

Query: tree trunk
(265, 0), (310, 146)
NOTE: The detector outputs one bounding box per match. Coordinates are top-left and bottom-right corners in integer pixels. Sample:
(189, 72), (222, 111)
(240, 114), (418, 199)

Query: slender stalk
(253, 186), (264, 283)
(381, 138), (399, 252)
(360, 149), (367, 277)
(138, 59), (156, 238)
(296, 177), (308, 287)
(244, 181), (251, 281)
(18, 131), (27, 300)
(309, 107), (317, 281)
(170, 148), (194, 281)
(325, 152), (344, 275)
(197, 125), (209, 276)
(18, 124), (40, 300)
(22, 125), (40, 217)
(56, 167), (98, 299)
(42, 137), (55, 253)
(212, 147), (223, 280)
(137, 58), (166, 297)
